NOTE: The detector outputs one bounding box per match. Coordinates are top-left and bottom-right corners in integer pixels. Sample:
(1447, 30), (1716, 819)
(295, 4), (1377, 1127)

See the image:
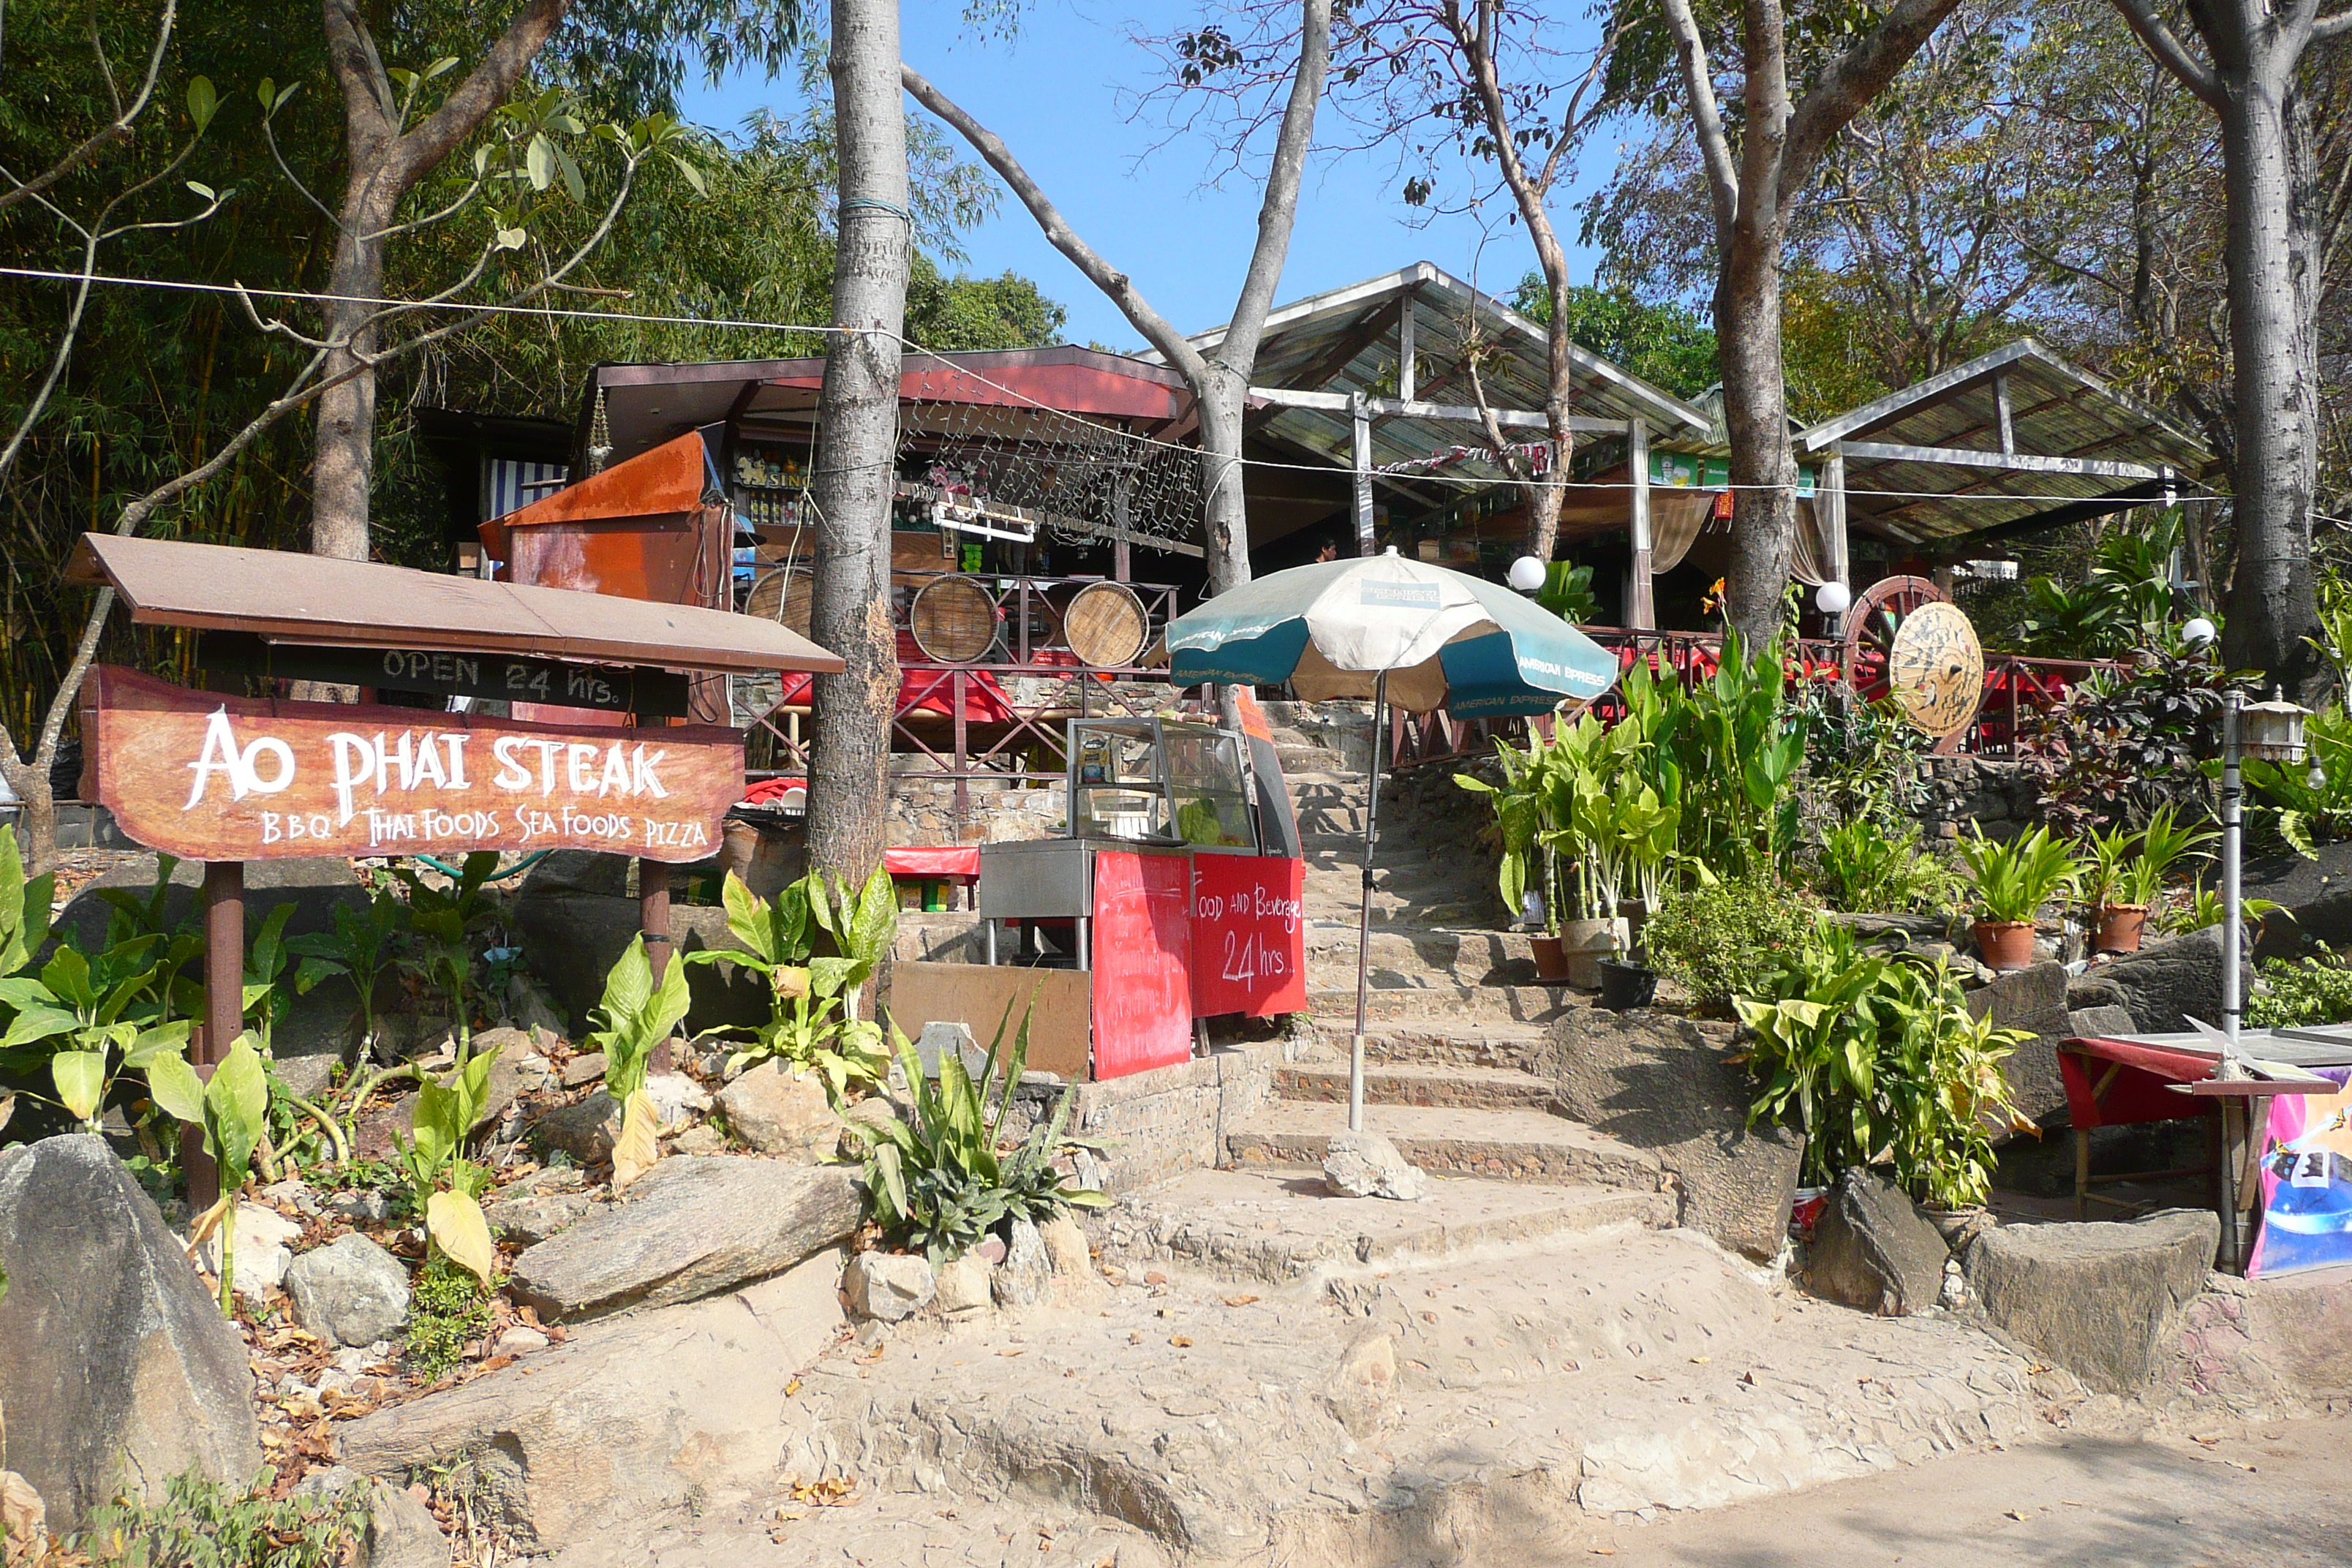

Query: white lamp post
(1507, 555), (1548, 593)
(1814, 580), (1852, 617)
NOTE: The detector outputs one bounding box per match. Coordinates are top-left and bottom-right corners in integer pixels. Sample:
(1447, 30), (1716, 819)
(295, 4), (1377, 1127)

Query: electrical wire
(0, 262), (2234, 508)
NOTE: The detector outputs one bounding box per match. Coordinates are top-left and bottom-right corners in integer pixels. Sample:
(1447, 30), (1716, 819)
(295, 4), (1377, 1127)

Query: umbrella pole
(1352, 671), (1387, 1134)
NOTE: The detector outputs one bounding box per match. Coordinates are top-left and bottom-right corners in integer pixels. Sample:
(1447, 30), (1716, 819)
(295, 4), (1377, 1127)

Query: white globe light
(1814, 580), (1852, 617)
(2182, 617), (2217, 647)
(1507, 555), (1548, 592)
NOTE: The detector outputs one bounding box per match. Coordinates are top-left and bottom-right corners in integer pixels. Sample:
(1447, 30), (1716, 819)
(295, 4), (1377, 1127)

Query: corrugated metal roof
(1798, 339), (2213, 545)
(1148, 263), (1711, 483)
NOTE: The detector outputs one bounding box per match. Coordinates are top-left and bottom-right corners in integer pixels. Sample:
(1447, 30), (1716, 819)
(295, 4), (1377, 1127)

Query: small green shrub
(69, 1466), (366, 1568)
(1641, 875), (1820, 1016)
(403, 1253), (494, 1381)
(2249, 954), (2352, 1030)
(1814, 819), (1960, 915)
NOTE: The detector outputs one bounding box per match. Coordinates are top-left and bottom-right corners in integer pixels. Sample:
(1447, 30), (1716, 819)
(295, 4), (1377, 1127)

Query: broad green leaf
(41, 946), (92, 1011)
(426, 1189), (499, 1284)
(123, 1019), (192, 1069)
(526, 133), (554, 190)
(670, 154), (709, 197)
(721, 873), (773, 965)
(146, 1052), (205, 1125)
(553, 140), (586, 203)
(52, 1051), (106, 1124)
(186, 76), (218, 132)
(207, 1036), (268, 1184)
(4, 1006), (79, 1048)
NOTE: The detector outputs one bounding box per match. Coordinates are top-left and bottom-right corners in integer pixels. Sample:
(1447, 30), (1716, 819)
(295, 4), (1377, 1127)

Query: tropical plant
(390, 853), (505, 1049)
(1641, 873), (1821, 1015)
(1456, 732), (1561, 931)
(1795, 690), (1931, 842)
(146, 1032), (269, 1311)
(238, 904), (297, 1055)
(1815, 818), (1959, 916)
(2027, 645), (2241, 835)
(1738, 925), (2032, 1204)
(387, 1039), (505, 1284)
(403, 1254), (496, 1382)
(851, 998), (1107, 1265)
(2160, 878), (2281, 936)
(1534, 560), (1600, 625)
(584, 934), (692, 1189)
(687, 870), (894, 1098)
(2239, 702), (2352, 855)
(2078, 821), (2139, 910)
(289, 890), (411, 1057)
(2248, 954), (2352, 1030)
(1956, 825), (2081, 925)
(93, 854), (204, 1022)
(2019, 510), (2195, 659)
(69, 1464), (369, 1568)
(1665, 632), (1807, 881)
(2117, 806), (2217, 909)
(1, 935), (189, 1134)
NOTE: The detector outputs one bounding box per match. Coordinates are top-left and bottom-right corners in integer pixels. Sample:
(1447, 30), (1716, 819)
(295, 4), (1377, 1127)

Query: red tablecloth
(884, 846), (981, 882)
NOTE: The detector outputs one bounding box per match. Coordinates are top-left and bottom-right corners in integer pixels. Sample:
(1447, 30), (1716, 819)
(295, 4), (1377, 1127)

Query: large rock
(1963, 1208), (2218, 1392)
(1322, 1131), (1426, 1202)
(295, 1466), (451, 1568)
(992, 1218), (1050, 1306)
(341, 1251), (844, 1553)
(1964, 962), (2072, 1133)
(2066, 1005), (2138, 1042)
(508, 1156), (862, 1321)
(1807, 1168), (1949, 1316)
(481, 1190), (591, 1246)
(285, 1234), (412, 1348)
(1542, 1009), (1803, 1260)
(934, 1254), (993, 1319)
(0, 1135), (260, 1531)
(2077, 926), (2244, 1035)
(715, 1060), (848, 1160)
(531, 1094), (623, 1165)
(844, 1251), (935, 1321)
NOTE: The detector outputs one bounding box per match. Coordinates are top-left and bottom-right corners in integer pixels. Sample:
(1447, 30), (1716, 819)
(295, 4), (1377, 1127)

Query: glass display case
(1066, 717), (1258, 853)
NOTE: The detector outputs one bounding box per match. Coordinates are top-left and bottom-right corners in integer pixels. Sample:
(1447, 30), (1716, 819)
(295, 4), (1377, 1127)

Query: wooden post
(1627, 419), (1654, 630)
(638, 855), (672, 1073)
(1396, 298), (1416, 403)
(1824, 448), (1850, 589)
(1112, 472), (1132, 583)
(190, 859), (243, 1212)
(1350, 392), (1374, 556)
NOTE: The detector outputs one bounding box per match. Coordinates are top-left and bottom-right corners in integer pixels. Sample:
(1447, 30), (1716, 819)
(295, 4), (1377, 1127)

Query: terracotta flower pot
(1972, 919), (2038, 971)
(1530, 934), (1572, 981)
(2092, 903), (2149, 954)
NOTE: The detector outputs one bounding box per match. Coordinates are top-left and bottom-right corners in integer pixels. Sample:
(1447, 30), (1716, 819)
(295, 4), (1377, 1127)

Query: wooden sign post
(81, 664), (746, 1207)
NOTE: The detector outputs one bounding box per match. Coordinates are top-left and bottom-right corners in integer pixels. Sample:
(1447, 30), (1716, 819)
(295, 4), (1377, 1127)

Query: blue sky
(682, 1), (1616, 352)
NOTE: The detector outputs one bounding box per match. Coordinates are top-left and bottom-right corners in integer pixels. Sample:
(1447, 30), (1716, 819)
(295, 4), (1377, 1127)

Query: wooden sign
(80, 665), (742, 862)
(199, 633), (690, 717)
(1885, 600), (1986, 740)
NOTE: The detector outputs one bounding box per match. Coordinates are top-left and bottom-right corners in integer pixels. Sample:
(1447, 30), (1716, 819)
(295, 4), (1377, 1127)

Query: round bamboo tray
(1062, 580), (1149, 668)
(744, 565), (814, 636)
(910, 574), (1000, 663)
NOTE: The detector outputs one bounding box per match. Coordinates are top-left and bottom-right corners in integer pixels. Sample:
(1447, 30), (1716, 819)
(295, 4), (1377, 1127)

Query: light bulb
(1507, 556), (1547, 592)
(2182, 617), (2217, 647)
(1814, 580), (1852, 616)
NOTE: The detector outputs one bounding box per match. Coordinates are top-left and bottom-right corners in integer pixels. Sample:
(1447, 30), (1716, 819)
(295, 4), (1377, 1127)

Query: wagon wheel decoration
(1842, 575), (1985, 754)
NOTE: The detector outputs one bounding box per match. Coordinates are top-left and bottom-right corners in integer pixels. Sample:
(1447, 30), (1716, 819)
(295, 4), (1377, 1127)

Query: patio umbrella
(1166, 548), (1619, 1131)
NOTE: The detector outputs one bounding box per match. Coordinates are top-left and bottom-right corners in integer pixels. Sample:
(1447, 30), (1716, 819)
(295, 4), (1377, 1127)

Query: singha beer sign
(80, 665), (742, 862)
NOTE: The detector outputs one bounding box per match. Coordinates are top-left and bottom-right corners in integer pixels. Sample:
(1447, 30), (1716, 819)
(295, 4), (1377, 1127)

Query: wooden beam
(1834, 440), (2160, 480)
(1351, 392), (1375, 555)
(1628, 420), (1654, 630)
(1397, 295), (1417, 403)
(1994, 371), (2016, 457)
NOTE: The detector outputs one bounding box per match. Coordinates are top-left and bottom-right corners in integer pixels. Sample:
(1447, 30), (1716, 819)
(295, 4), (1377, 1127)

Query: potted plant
(1599, 783), (1677, 1009)
(1458, 736), (1575, 980)
(2078, 821), (2146, 954)
(2110, 807), (2215, 953)
(1957, 825), (2080, 970)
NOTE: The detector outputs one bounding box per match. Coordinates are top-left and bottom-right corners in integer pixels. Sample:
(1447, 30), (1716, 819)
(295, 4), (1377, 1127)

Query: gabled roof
(1798, 339), (2212, 545)
(1145, 262), (1711, 484)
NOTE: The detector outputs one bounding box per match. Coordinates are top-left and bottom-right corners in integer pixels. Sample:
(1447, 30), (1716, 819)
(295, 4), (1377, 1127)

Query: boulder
(532, 1095), (622, 1165)
(1806, 1168), (1950, 1316)
(1963, 1207), (2218, 1392)
(843, 1252), (935, 1321)
(285, 1235), (413, 1348)
(294, 1466), (450, 1568)
(1964, 962), (2073, 1132)
(992, 1218), (1051, 1307)
(1322, 1131), (1426, 1202)
(714, 1060), (848, 1160)
(641, 1071), (710, 1128)
(482, 1191), (592, 1247)
(341, 1251), (844, 1553)
(915, 1020), (989, 1082)
(2082, 926), (2244, 1034)
(2066, 1005), (2138, 1042)
(508, 1156), (862, 1322)
(935, 1254), (993, 1319)
(0, 1134), (260, 1531)
(559, 1052), (608, 1090)
(1541, 1009), (1803, 1260)
(1039, 1214), (1091, 1276)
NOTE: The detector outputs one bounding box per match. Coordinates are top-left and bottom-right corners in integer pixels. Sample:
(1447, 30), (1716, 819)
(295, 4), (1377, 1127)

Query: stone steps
(1273, 1059), (1558, 1111)
(1224, 1100), (1663, 1191)
(1311, 1015), (1553, 1068)
(1304, 981), (1578, 1023)
(1090, 1167), (1671, 1282)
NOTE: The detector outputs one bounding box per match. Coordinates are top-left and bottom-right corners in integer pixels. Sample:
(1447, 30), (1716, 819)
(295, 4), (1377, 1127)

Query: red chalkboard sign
(1189, 855), (1308, 1018)
(1089, 849), (1195, 1079)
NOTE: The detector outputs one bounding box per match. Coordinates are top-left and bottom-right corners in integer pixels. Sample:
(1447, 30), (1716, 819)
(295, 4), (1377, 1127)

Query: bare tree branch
(1782, 0), (1974, 202)
(0, 0), (178, 217)
(902, 64), (1211, 387)
(1215, 0), (1334, 379)
(1656, 0), (1742, 232)
(2107, 0), (2225, 106)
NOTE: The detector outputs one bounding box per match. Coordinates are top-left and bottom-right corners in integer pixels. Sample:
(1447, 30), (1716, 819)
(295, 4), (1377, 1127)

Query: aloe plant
(1957, 825), (2081, 926)
(146, 1032), (269, 1311)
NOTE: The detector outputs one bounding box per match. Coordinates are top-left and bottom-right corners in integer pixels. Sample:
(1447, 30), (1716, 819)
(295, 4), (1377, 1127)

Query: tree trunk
(1196, 374), (1251, 594)
(2217, 65), (2325, 698)
(310, 184), (396, 562)
(0, 750), (54, 875)
(1716, 240), (1798, 653)
(804, 0), (910, 887)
